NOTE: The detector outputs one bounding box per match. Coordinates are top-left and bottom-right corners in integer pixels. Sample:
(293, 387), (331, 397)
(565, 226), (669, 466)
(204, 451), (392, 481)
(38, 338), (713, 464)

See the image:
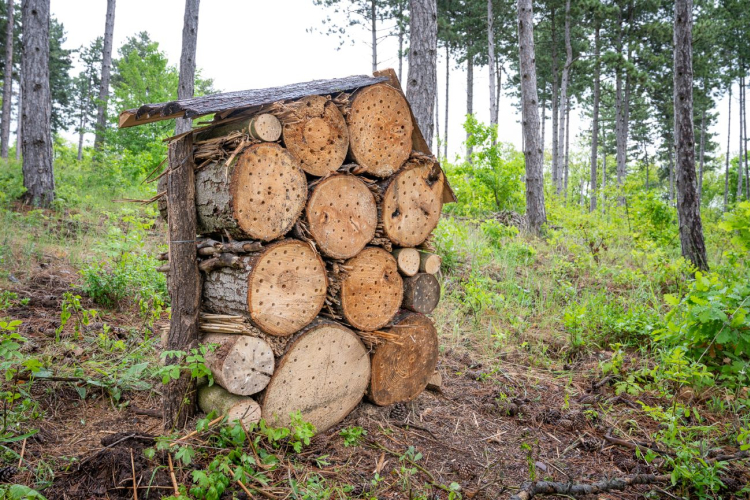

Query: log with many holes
(201, 333), (274, 396)
(380, 158), (445, 247)
(261, 320), (370, 433)
(368, 312), (439, 406)
(305, 174), (377, 259)
(337, 246), (403, 331)
(392, 248), (420, 276)
(202, 239), (327, 336)
(193, 142), (307, 241)
(197, 381), (261, 427)
(345, 83), (413, 178)
(282, 95), (349, 176)
(402, 273), (441, 314)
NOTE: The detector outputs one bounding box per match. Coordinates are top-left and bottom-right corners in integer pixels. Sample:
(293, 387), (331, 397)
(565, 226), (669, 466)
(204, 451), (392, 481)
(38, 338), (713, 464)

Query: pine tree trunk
(14, 70), (20, 160)
(738, 74), (745, 201)
(406, 0), (437, 147)
(557, 0), (571, 196)
(93, 0), (115, 150)
(517, 0), (547, 234)
(77, 111), (85, 161)
(614, 9), (625, 187)
(444, 45), (449, 160)
(744, 73), (750, 199)
(434, 78), (440, 157)
(669, 146), (675, 204)
(21, 0), (54, 207)
(724, 85), (731, 211)
(398, 0), (405, 82)
(0, 0), (14, 158)
(564, 94), (570, 198)
(466, 55), (474, 163)
(487, 0), (497, 133)
(674, 0), (708, 271)
(590, 22), (600, 212)
(698, 106), (706, 203)
(541, 95), (546, 163)
(550, 8), (559, 191)
(371, 0), (377, 73)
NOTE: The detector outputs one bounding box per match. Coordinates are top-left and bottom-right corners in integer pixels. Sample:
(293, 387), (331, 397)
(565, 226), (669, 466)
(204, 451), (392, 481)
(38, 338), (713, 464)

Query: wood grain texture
(202, 334), (274, 396)
(392, 248), (420, 276)
(418, 252), (441, 274)
(197, 383), (261, 427)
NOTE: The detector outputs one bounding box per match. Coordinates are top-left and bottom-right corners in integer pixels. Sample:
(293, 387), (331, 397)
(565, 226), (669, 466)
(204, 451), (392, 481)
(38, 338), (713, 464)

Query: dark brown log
(198, 253), (241, 273)
(380, 158), (444, 247)
(418, 252), (441, 274)
(368, 312), (439, 406)
(345, 83), (413, 178)
(261, 320), (370, 433)
(202, 239), (327, 336)
(197, 382), (261, 427)
(202, 333), (274, 396)
(192, 143), (307, 241)
(281, 96), (349, 176)
(392, 248), (420, 276)
(402, 273), (440, 314)
(305, 174), (377, 259)
(338, 247), (403, 331)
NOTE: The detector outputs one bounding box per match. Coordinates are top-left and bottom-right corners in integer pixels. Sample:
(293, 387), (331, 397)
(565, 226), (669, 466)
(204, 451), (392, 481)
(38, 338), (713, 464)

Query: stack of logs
(159, 78), (449, 433)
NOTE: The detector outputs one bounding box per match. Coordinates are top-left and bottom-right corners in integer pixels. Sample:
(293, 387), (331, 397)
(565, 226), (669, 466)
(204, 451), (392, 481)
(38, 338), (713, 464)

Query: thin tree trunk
(590, 21), (600, 212)
(669, 145), (675, 204)
(371, 0), (377, 73)
(1, 0), (14, 158)
(14, 70), (20, 160)
(737, 74), (744, 201)
(564, 94), (570, 199)
(557, 0), (571, 195)
(163, 0), (201, 430)
(406, 0), (437, 147)
(21, 0), (54, 207)
(93, 0), (115, 150)
(541, 94), (546, 163)
(550, 8), (559, 190)
(698, 107), (706, 203)
(398, 0), (405, 82)
(517, 0), (547, 234)
(674, 0), (708, 271)
(724, 85), (731, 211)
(643, 139), (649, 189)
(434, 80), (440, 159)
(601, 126), (607, 211)
(77, 110), (85, 161)
(744, 72), (750, 199)
(487, 0), (497, 132)
(614, 9), (625, 187)
(444, 44), (449, 160)
(466, 54), (474, 162)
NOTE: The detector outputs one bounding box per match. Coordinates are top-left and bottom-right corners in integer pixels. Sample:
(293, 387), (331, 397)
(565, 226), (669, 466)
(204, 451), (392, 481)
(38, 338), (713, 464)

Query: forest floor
(0, 205), (748, 499)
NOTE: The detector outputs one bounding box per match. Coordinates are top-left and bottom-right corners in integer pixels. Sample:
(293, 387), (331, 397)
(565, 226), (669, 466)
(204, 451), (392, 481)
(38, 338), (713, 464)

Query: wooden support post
(163, 134), (201, 430)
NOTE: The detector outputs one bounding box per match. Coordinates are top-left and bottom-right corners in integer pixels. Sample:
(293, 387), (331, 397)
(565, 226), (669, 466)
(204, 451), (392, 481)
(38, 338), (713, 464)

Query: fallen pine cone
(0, 466), (18, 483)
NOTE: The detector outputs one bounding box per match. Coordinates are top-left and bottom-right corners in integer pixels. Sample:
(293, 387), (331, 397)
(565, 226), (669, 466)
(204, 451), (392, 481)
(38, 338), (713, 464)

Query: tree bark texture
(466, 55), (474, 162)
(557, 0), (571, 195)
(94, 0), (115, 149)
(434, 78), (440, 158)
(444, 45), (449, 160)
(744, 74), (750, 199)
(673, 0), (708, 271)
(175, 0), (199, 136)
(724, 85), (731, 211)
(564, 94), (570, 198)
(163, 135), (201, 429)
(402, 273), (440, 314)
(550, 8), (559, 190)
(406, 0), (437, 148)
(737, 76), (744, 201)
(487, 0), (497, 130)
(21, 0), (54, 207)
(1, 0), (14, 158)
(371, 0), (377, 73)
(698, 106), (706, 202)
(517, 0), (547, 234)
(614, 9), (625, 187)
(14, 70), (20, 160)
(590, 23), (600, 212)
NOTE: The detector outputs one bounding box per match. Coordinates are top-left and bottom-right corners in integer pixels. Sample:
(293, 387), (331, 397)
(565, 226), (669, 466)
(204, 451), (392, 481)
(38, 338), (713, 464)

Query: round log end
(231, 143), (307, 241)
(203, 334), (275, 396)
(368, 312), (439, 406)
(248, 240), (328, 336)
(306, 174), (377, 259)
(402, 273), (441, 314)
(382, 160), (445, 247)
(347, 84), (413, 177)
(341, 247), (403, 331)
(197, 383), (261, 428)
(393, 248), (420, 276)
(261, 321), (370, 433)
(420, 253), (442, 275)
(250, 114), (283, 142)
(283, 96), (349, 176)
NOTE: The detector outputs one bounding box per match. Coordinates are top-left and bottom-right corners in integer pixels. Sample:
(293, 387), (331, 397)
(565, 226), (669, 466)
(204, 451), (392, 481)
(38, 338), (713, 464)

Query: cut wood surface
(194, 143), (307, 241)
(419, 252), (441, 275)
(197, 382), (261, 427)
(368, 312), (439, 406)
(282, 96), (349, 176)
(305, 174), (377, 259)
(381, 159), (445, 247)
(202, 334), (274, 396)
(261, 320), (370, 433)
(346, 83), (413, 177)
(202, 239), (328, 336)
(196, 113), (282, 142)
(339, 247), (403, 331)
(402, 273), (441, 314)
(392, 248), (420, 276)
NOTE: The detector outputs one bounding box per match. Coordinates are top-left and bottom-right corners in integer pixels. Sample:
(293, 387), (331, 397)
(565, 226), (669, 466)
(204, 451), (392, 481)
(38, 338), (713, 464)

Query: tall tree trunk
(517, 0), (547, 234)
(564, 94), (570, 198)
(724, 85), (731, 211)
(466, 55), (473, 163)
(371, 0), (377, 73)
(737, 74), (745, 201)
(602, 127), (607, 210)
(673, 0), (708, 271)
(550, 8), (559, 191)
(434, 80), (440, 158)
(669, 145), (675, 204)
(14, 70), (20, 160)
(21, 0), (54, 207)
(444, 44), (449, 160)
(744, 73), (750, 199)
(77, 110), (85, 161)
(556, 0), (571, 195)
(487, 0), (497, 132)
(406, 0), (437, 147)
(93, 0), (115, 150)
(163, 0), (201, 430)
(698, 107), (706, 203)
(590, 21), (600, 212)
(1, 0), (14, 158)
(397, 0), (405, 82)
(541, 94), (546, 165)
(614, 8), (625, 187)
(643, 140), (649, 189)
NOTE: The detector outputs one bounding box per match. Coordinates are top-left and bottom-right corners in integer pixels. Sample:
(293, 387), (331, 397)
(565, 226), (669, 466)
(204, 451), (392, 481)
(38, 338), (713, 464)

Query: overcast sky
(50, 0), (731, 165)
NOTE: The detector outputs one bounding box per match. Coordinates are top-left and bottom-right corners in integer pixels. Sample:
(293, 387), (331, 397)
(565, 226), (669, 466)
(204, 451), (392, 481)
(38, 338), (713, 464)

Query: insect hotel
(119, 70), (455, 433)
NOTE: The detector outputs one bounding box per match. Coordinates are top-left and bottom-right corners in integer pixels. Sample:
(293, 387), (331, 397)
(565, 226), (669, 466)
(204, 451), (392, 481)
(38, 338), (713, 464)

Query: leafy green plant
(156, 345), (216, 386)
(57, 292), (97, 341)
(340, 425), (367, 447)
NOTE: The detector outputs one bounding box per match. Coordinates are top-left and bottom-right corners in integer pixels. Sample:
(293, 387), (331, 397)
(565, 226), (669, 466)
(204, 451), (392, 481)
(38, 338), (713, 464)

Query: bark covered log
(202, 333), (274, 396)
(402, 273), (440, 314)
(419, 252), (441, 274)
(282, 95), (349, 176)
(345, 83), (413, 178)
(196, 113), (282, 142)
(202, 239), (327, 336)
(197, 382), (261, 427)
(368, 312), (439, 406)
(192, 143), (307, 241)
(392, 248), (420, 276)
(305, 174), (377, 259)
(261, 319), (370, 433)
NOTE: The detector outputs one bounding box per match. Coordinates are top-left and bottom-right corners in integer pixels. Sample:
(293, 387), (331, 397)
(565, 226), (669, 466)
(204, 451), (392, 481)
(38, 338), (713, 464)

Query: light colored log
(197, 382), (261, 427)
(196, 113), (282, 142)
(419, 252), (441, 275)
(202, 333), (274, 396)
(402, 273), (440, 314)
(392, 248), (420, 276)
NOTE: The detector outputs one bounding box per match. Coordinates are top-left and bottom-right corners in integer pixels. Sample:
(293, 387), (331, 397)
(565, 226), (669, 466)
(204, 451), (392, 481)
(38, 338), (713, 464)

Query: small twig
(167, 453), (179, 497)
(169, 414), (225, 447)
(130, 448), (139, 500)
(17, 438), (26, 468)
